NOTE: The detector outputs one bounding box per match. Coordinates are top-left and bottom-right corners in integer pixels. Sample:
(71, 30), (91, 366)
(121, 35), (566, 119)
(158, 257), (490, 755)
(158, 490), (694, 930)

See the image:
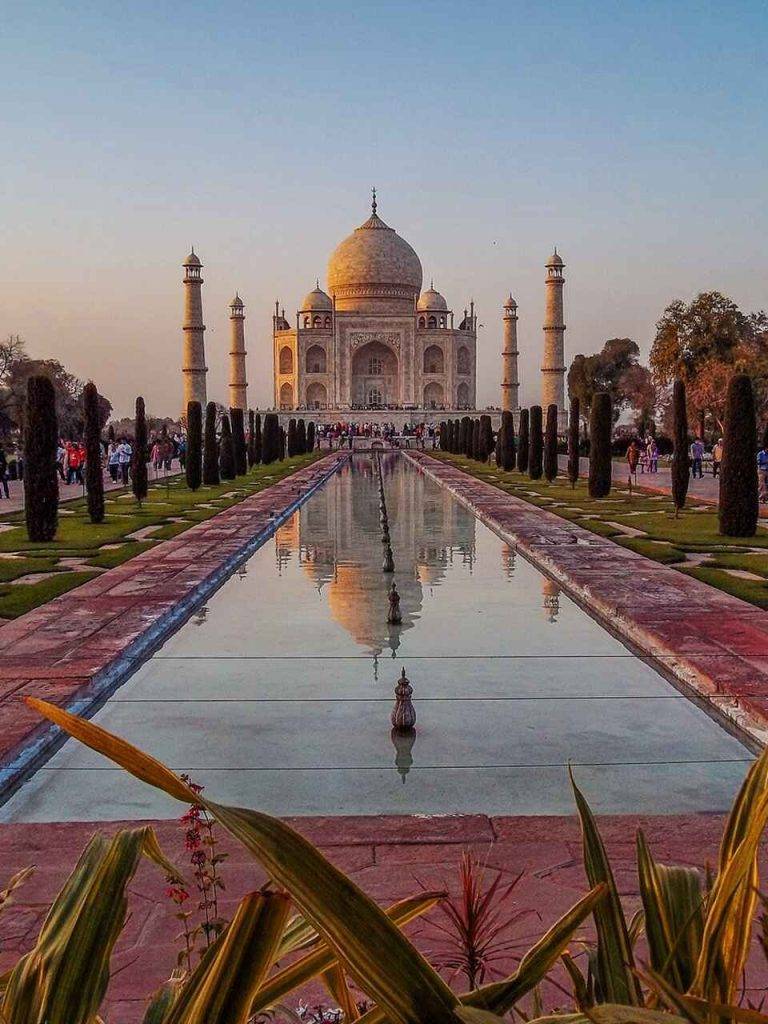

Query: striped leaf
(569, 768), (642, 1006)
(2, 826), (174, 1024)
(26, 697), (461, 1024)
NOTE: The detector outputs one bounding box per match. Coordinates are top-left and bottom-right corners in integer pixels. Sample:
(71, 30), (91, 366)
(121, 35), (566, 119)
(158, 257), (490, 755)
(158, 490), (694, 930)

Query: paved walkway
(412, 451), (768, 747)
(0, 452), (348, 797)
(0, 465), (180, 515)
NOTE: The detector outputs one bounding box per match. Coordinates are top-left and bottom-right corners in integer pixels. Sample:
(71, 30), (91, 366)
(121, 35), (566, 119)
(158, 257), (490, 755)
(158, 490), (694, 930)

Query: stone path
(0, 452), (348, 796)
(0, 812), (765, 1023)
(0, 468), (167, 515)
(412, 451), (768, 747)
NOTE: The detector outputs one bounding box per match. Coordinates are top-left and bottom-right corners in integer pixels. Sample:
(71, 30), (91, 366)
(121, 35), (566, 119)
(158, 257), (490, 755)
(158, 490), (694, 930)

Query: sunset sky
(2, 0), (767, 417)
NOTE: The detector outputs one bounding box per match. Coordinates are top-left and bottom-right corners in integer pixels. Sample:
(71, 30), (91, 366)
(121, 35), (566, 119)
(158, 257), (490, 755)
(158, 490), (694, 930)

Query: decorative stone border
(408, 451), (768, 749)
(0, 453), (350, 802)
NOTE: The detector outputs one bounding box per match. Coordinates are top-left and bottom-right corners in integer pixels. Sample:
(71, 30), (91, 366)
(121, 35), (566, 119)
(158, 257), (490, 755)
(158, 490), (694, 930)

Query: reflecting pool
(1, 454), (752, 821)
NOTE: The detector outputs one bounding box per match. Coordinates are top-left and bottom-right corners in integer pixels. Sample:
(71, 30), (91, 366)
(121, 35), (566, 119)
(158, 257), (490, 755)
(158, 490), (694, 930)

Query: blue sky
(1, 0), (766, 416)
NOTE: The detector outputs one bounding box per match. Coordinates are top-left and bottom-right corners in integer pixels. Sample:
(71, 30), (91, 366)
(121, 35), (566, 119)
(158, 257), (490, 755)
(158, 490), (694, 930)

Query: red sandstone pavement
(412, 451), (768, 747)
(0, 453), (348, 788)
(0, 813), (765, 1021)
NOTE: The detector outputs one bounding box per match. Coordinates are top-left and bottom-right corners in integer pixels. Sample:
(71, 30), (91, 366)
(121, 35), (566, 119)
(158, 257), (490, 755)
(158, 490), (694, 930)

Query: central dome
(327, 204), (423, 313)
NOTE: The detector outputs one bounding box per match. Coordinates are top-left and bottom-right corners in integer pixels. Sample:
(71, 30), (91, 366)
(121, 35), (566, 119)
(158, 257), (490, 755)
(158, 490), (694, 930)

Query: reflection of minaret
(228, 294), (248, 411)
(182, 249), (207, 413)
(542, 577), (561, 623)
(391, 729), (416, 782)
(502, 544), (516, 579)
(542, 250), (566, 427)
(501, 295), (520, 413)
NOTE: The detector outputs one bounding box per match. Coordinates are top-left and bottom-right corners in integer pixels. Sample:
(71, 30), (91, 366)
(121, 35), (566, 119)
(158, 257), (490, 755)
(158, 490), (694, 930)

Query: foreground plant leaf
(569, 768), (642, 1006)
(636, 830), (703, 993)
(163, 890), (291, 1024)
(26, 697), (460, 1024)
(2, 826), (175, 1024)
(525, 1008), (689, 1024)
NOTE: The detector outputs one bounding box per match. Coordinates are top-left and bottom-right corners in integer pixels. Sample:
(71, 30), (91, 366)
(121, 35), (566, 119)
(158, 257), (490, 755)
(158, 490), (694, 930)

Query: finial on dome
(430, 278), (434, 290)
(371, 185), (377, 215)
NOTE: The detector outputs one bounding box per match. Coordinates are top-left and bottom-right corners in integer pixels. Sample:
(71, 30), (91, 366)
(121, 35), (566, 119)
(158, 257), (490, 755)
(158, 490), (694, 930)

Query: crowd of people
(316, 421), (439, 448)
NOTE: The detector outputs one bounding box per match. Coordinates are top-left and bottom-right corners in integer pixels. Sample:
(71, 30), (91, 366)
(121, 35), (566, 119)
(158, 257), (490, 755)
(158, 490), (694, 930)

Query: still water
(1, 454), (751, 821)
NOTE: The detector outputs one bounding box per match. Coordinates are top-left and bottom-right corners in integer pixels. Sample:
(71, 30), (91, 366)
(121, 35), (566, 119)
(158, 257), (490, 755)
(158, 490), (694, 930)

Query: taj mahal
(180, 191), (567, 425)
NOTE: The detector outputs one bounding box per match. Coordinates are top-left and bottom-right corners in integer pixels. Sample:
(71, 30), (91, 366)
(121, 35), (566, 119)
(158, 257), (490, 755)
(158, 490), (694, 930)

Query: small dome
(504, 293), (517, 309)
(417, 284), (448, 312)
(302, 283), (333, 311)
(184, 249), (202, 267)
(230, 292), (244, 307)
(546, 249), (564, 268)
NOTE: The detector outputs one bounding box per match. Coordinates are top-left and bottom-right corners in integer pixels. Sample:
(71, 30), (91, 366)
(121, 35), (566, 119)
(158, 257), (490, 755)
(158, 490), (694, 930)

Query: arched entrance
(279, 347), (293, 374)
(350, 341), (398, 408)
(306, 381), (327, 409)
(305, 345), (326, 373)
(280, 382), (294, 409)
(456, 381), (470, 408)
(423, 382), (444, 409)
(423, 345), (444, 373)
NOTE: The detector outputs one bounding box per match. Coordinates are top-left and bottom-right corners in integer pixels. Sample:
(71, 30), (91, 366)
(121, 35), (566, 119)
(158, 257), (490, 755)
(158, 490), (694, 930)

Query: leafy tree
(83, 382), (105, 523)
(568, 338), (649, 426)
(24, 375), (58, 541)
(499, 410), (516, 471)
(203, 401), (220, 486)
(719, 374), (758, 537)
(3, 351), (112, 438)
(247, 409), (256, 468)
(517, 408), (529, 473)
(186, 401), (202, 491)
(230, 408), (247, 475)
(588, 392), (612, 498)
(529, 406), (543, 479)
(567, 397), (580, 488)
(132, 397), (148, 505)
(543, 404), (558, 482)
(307, 421), (316, 452)
(671, 380), (690, 517)
(219, 414), (236, 480)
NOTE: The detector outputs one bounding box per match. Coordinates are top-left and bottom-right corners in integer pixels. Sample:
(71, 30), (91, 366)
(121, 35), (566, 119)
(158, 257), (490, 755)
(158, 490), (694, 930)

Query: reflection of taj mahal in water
(272, 191), (478, 413)
(275, 455), (477, 656)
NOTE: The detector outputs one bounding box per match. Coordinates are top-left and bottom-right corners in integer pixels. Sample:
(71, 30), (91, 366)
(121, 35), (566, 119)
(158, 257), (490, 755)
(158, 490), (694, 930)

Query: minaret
(501, 294), (520, 412)
(228, 293), (247, 411)
(541, 249), (566, 425)
(181, 249), (207, 412)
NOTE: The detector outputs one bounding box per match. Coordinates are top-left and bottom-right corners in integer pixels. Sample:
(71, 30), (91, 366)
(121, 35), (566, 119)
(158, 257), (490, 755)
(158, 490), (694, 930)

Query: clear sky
(1, 0), (766, 418)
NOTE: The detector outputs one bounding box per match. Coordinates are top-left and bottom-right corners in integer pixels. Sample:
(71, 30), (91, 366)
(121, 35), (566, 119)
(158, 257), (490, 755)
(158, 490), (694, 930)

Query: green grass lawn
(433, 453), (768, 609)
(0, 454), (321, 619)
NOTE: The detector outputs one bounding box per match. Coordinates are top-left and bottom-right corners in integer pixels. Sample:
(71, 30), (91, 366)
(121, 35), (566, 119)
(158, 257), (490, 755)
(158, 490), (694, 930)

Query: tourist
(690, 437), (705, 479)
(0, 444), (8, 499)
(626, 439), (640, 483)
(107, 440), (120, 482)
(647, 438), (659, 474)
(758, 442), (768, 504)
(117, 437), (132, 485)
(712, 437), (723, 478)
(56, 441), (66, 482)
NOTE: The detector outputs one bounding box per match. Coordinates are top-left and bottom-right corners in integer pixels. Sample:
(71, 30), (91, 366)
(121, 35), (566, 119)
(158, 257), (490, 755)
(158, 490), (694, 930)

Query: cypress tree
(24, 374), (58, 542)
(439, 421), (447, 451)
(517, 408), (530, 473)
(494, 422), (503, 465)
(219, 414), (236, 480)
(287, 418), (298, 457)
(247, 409), (256, 468)
(544, 403), (559, 483)
(671, 379), (690, 517)
(262, 413), (279, 464)
(132, 396), (149, 505)
(567, 396), (580, 488)
(452, 419), (459, 453)
(83, 381), (105, 523)
(230, 407), (247, 475)
(186, 400), (202, 491)
(279, 425), (286, 460)
(480, 415), (494, 463)
(203, 401), (220, 486)
(472, 418), (481, 460)
(588, 392), (612, 498)
(529, 405), (543, 479)
(107, 423), (115, 444)
(500, 410), (516, 471)
(460, 416), (471, 456)
(719, 373), (759, 537)
(307, 420), (316, 452)
(253, 412), (262, 464)
(297, 418), (307, 455)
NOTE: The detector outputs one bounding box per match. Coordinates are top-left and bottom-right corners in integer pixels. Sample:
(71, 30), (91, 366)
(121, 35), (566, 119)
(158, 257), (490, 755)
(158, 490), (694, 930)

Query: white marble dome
(301, 283), (333, 311)
(417, 284), (448, 312)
